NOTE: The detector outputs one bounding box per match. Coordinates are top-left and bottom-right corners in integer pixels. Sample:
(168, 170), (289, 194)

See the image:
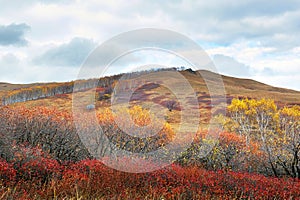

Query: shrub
(0, 106), (90, 162)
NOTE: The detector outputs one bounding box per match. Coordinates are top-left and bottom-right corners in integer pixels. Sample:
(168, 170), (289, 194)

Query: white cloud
(206, 41), (300, 91)
(0, 23), (30, 46)
(213, 54), (252, 77)
(33, 37), (96, 67)
(253, 74), (300, 91)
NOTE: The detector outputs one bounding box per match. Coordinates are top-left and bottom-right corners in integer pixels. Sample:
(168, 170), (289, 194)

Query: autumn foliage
(1, 157), (300, 199)
(0, 98), (300, 199)
(96, 106), (175, 154)
(0, 106), (90, 162)
(223, 98), (300, 178)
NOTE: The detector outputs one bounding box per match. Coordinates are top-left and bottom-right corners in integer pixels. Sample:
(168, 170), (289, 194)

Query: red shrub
(12, 144), (62, 185)
(0, 159), (16, 184)
(1, 157), (300, 199)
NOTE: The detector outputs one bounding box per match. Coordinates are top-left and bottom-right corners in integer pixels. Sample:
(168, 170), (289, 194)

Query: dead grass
(3, 70), (300, 126)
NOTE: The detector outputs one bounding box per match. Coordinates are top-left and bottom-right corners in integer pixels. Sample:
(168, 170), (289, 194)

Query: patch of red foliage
(1, 156), (300, 199)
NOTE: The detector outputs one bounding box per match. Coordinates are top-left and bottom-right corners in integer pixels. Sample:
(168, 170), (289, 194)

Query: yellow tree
(97, 106), (175, 154)
(250, 99), (279, 176)
(277, 105), (300, 178)
(227, 98), (254, 145)
(227, 98), (280, 176)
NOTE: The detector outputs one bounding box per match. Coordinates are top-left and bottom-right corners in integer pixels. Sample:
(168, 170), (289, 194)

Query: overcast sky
(0, 0), (299, 91)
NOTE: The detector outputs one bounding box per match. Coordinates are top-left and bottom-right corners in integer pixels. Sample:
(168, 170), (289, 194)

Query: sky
(0, 0), (299, 91)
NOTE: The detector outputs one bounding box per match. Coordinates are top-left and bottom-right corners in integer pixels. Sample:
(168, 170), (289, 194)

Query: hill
(1, 69), (299, 110)
(1, 69), (300, 200)
(197, 70), (300, 105)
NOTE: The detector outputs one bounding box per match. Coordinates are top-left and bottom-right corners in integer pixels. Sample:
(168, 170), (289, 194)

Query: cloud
(0, 53), (20, 68)
(1, 1), (300, 50)
(253, 74), (300, 91)
(0, 53), (80, 83)
(0, 23), (30, 46)
(0, 53), (23, 82)
(33, 37), (96, 67)
(0, 0), (299, 91)
(0, 0), (71, 10)
(37, 0), (72, 4)
(213, 54), (252, 77)
(259, 67), (276, 76)
(134, 0), (300, 49)
(33, 36), (142, 76)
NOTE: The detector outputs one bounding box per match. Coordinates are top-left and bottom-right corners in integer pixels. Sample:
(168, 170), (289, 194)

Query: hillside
(1, 69), (299, 110)
(1, 69), (300, 200)
(196, 70), (300, 105)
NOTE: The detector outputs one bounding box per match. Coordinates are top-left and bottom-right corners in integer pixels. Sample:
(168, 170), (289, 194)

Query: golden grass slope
(1, 69), (300, 111)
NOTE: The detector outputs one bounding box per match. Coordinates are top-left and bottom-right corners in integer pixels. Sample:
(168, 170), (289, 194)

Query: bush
(0, 159), (16, 184)
(12, 144), (62, 185)
(0, 106), (90, 162)
(1, 158), (299, 199)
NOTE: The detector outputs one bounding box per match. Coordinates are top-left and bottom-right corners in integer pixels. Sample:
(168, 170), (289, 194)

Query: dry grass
(3, 69), (300, 115)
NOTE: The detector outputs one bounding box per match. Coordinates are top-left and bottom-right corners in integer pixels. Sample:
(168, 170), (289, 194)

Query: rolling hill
(1, 69), (300, 200)
(1, 69), (299, 110)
